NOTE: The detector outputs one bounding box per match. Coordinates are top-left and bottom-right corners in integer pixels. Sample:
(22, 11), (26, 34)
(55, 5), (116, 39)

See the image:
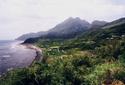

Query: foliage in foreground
(1, 31), (125, 85)
(1, 54), (125, 85)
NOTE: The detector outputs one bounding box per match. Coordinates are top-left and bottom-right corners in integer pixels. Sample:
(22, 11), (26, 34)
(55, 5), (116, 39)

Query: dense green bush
(0, 55), (96, 85)
(1, 28), (125, 85)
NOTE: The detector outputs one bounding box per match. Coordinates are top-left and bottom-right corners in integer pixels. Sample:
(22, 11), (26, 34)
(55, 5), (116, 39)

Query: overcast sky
(0, 0), (125, 40)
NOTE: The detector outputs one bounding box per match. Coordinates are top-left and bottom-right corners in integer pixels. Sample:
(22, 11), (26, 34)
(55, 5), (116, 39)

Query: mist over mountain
(43, 17), (90, 39)
(17, 17), (107, 40)
(90, 20), (107, 29)
(1, 0), (125, 84)
(102, 17), (125, 29)
(49, 17), (90, 33)
(79, 17), (125, 41)
(17, 31), (47, 40)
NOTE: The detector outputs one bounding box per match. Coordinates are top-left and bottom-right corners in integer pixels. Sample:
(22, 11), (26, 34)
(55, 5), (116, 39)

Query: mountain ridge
(17, 17), (107, 41)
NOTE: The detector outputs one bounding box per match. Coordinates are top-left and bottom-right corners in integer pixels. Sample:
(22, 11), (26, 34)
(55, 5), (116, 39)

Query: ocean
(0, 40), (36, 74)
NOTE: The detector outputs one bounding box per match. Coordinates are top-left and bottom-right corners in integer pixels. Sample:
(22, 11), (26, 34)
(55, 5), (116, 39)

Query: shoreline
(0, 43), (43, 76)
(21, 44), (43, 64)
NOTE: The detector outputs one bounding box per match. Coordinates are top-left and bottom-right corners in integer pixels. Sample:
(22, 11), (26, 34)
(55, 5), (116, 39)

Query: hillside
(90, 20), (107, 29)
(43, 17), (90, 39)
(16, 31), (47, 40)
(17, 17), (107, 41)
(1, 17), (125, 85)
(17, 17), (90, 40)
(79, 17), (125, 41)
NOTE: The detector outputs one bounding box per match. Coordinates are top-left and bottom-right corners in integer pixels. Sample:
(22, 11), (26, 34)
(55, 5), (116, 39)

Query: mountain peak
(75, 17), (81, 20)
(65, 17), (74, 21)
(51, 17), (90, 31)
(63, 17), (82, 23)
(90, 20), (107, 28)
(64, 17), (90, 27)
(92, 20), (107, 26)
(46, 17), (91, 39)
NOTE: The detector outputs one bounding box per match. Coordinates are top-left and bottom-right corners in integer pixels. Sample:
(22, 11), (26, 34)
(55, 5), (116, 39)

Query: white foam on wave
(10, 44), (17, 49)
(2, 55), (11, 58)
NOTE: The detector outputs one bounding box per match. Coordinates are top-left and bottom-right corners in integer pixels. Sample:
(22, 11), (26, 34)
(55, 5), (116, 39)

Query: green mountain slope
(1, 17), (125, 85)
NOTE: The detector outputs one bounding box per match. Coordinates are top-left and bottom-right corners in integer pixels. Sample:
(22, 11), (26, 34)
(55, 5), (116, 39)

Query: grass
(85, 61), (124, 84)
(1, 37), (125, 85)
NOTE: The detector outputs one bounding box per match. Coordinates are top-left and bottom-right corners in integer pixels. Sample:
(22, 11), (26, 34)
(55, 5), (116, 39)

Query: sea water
(0, 40), (36, 74)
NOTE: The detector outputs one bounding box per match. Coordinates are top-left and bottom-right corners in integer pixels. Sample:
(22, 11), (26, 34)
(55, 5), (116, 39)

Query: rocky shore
(0, 43), (42, 75)
(21, 44), (43, 64)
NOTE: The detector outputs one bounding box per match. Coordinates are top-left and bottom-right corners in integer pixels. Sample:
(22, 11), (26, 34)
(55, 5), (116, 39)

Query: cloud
(0, 0), (125, 39)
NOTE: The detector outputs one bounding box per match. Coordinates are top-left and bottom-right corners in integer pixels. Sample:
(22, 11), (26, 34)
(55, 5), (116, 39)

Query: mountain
(79, 17), (125, 41)
(16, 31), (47, 40)
(42, 17), (90, 39)
(17, 17), (109, 41)
(18, 17), (107, 42)
(90, 20), (107, 29)
(102, 17), (125, 29)
(3, 17), (125, 85)
(17, 17), (91, 40)
(60, 17), (125, 56)
(49, 17), (90, 33)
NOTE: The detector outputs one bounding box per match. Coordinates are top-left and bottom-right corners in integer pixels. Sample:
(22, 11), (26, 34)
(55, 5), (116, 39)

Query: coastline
(21, 44), (43, 65)
(0, 43), (42, 76)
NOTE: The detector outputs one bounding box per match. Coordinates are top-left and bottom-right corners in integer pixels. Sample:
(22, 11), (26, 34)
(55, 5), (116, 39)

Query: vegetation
(0, 22), (125, 85)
